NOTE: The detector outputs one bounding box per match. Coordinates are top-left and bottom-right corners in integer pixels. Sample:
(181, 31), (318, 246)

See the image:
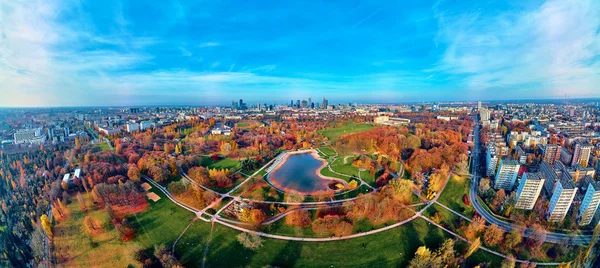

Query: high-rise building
(494, 159), (520, 190)
(571, 141), (593, 168)
(560, 147), (573, 166)
(547, 174), (577, 222)
(477, 101), (482, 110)
(543, 144), (562, 165)
(480, 108), (491, 122)
(515, 172), (545, 210)
(301, 100), (307, 108)
(290, 100), (294, 107)
(239, 99), (243, 109)
(486, 144), (499, 177)
(578, 176), (600, 226)
(296, 100), (301, 109)
(308, 97), (312, 108)
(321, 98), (328, 109)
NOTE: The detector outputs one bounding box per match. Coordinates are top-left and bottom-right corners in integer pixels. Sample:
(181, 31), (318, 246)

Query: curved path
(468, 115), (591, 246)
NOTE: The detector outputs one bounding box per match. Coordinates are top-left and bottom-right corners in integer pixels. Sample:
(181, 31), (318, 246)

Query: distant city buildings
(13, 127), (45, 144)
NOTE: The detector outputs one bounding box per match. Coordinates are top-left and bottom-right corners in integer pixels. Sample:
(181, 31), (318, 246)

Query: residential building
(560, 147), (573, 166)
(577, 176), (600, 226)
(480, 108), (490, 122)
(543, 144), (561, 165)
(547, 174), (577, 223)
(515, 172), (545, 210)
(486, 144), (499, 177)
(13, 127), (46, 144)
(494, 159), (520, 190)
(516, 145), (527, 164)
(572, 141), (593, 168)
(126, 123), (139, 133)
(140, 121), (153, 131)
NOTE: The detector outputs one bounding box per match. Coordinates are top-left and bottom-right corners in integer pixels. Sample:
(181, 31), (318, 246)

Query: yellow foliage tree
(40, 214), (52, 238)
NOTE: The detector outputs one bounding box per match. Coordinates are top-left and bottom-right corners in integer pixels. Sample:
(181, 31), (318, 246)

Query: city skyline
(1, 0), (600, 107)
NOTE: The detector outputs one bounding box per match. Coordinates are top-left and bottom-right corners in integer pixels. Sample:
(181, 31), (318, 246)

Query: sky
(0, 0), (599, 107)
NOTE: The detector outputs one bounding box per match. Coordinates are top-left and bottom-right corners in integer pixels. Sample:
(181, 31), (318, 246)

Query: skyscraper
(477, 101), (482, 110)
(494, 159), (520, 190)
(321, 98), (328, 109)
(308, 97), (312, 108)
(515, 172), (545, 210)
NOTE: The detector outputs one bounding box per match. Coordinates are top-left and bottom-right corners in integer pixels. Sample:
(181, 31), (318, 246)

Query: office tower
(296, 100), (300, 108)
(547, 175), (577, 222)
(494, 159), (520, 190)
(572, 141), (593, 168)
(322, 98), (328, 109)
(290, 100), (294, 107)
(515, 172), (545, 210)
(311, 102), (315, 109)
(231, 101), (236, 109)
(477, 101), (482, 110)
(308, 97), (312, 108)
(578, 176), (600, 226)
(301, 100), (307, 108)
(480, 108), (490, 122)
(239, 99), (243, 109)
(543, 144), (562, 165)
(486, 144), (499, 177)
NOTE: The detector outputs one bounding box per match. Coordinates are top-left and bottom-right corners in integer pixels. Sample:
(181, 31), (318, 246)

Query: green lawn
(237, 123), (250, 127)
(98, 142), (112, 151)
(207, 158), (241, 170)
(436, 175), (474, 218)
(317, 146), (337, 157)
(319, 156), (376, 185)
(318, 123), (374, 141)
(174, 217), (503, 267)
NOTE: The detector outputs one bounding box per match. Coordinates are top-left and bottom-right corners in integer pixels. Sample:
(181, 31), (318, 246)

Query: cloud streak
(433, 0), (600, 98)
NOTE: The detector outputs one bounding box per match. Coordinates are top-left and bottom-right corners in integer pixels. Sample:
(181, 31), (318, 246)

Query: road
(468, 114), (591, 245)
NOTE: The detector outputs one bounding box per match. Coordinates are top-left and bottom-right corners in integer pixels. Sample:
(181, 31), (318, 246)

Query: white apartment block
(486, 144), (499, 177)
(515, 172), (545, 210)
(494, 159), (520, 190)
(13, 127), (46, 144)
(547, 175), (577, 223)
(572, 141), (593, 168)
(578, 176), (600, 226)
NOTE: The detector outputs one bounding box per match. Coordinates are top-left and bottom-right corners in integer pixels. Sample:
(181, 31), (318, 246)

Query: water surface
(269, 152), (335, 193)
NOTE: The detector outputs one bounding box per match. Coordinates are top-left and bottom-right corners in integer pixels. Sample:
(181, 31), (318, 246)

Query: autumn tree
(505, 228), (523, 249)
(483, 224), (504, 246)
(501, 255), (516, 268)
(282, 208), (310, 227)
(236, 232), (264, 250)
(127, 164), (141, 182)
(40, 214), (52, 238)
(465, 216), (486, 240)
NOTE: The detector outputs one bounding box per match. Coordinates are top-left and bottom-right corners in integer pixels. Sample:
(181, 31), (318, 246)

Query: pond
(268, 150), (346, 194)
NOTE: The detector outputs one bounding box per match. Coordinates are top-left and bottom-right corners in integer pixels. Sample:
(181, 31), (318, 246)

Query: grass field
(175, 217), (502, 267)
(237, 123), (250, 127)
(318, 123), (374, 141)
(319, 156), (376, 185)
(199, 156), (241, 170)
(436, 175), (474, 218)
(98, 142), (112, 151)
(53, 194), (141, 267)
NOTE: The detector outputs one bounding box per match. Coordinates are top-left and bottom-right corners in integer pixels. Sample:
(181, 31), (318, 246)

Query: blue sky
(1, 0), (599, 107)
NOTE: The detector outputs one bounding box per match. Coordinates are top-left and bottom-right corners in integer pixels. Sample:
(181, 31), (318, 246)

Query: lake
(268, 151), (343, 194)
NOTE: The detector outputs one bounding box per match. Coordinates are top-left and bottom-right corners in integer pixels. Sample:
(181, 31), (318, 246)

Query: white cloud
(199, 42), (221, 47)
(433, 0), (600, 98)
